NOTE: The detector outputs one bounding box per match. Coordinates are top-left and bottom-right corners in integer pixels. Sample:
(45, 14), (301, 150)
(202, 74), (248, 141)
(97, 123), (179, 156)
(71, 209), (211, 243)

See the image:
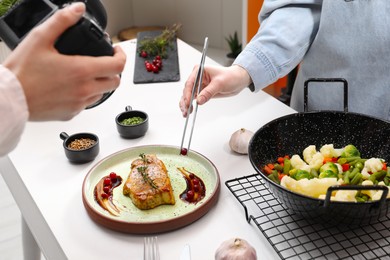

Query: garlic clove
(215, 237), (257, 260)
(229, 128), (254, 154)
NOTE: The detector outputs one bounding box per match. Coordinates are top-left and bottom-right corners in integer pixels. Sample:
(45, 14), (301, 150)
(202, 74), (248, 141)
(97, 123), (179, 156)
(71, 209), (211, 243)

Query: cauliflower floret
(376, 182), (390, 199)
(303, 145), (317, 164)
(290, 154), (311, 172)
(318, 194), (335, 200)
(320, 144), (343, 158)
(333, 190), (357, 202)
(281, 176), (338, 198)
(361, 169), (370, 180)
(309, 152), (324, 170)
(361, 158), (383, 179)
(362, 180), (381, 200)
(361, 180), (390, 200)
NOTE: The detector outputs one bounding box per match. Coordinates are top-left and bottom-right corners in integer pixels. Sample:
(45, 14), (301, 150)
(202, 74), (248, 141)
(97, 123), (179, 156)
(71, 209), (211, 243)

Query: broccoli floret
(341, 144), (361, 158)
(291, 169), (313, 180)
(320, 162), (339, 174)
(319, 170), (338, 179)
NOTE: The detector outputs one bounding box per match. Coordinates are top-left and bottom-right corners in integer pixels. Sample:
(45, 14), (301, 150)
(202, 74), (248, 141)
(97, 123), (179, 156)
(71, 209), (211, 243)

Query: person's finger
(93, 75), (122, 93)
(63, 46), (126, 79)
(183, 66), (199, 100)
(197, 85), (215, 105)
(84, 93), (106, 108)
(33, 3), (86, 45)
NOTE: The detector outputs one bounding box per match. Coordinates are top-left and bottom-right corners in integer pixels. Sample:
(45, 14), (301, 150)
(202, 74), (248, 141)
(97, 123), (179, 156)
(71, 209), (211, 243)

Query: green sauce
(121, 116), (144, 126)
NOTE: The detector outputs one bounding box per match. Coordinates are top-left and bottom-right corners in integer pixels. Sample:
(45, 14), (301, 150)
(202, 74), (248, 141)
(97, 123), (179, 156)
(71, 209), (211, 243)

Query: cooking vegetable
(319, 170), (338, 179)
(320, 162), (339, 175)
(265, 143), (390, 202)
(281, 176), (339, 198)
(291, 169), (313, 180)
(320, 144), (343, 158)
(303, 145), (316, 163)
(215, 238), (257, 260)
(303, 145), (324, 170)
(290, 154), (311, 172)
(361, 158), (384, 179)
(229, 128), (254, 154)
(341, 144), (361, 158)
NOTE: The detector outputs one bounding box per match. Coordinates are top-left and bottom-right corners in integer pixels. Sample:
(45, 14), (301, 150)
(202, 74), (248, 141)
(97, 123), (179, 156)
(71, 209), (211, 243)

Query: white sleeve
(0, 65), (29, 156)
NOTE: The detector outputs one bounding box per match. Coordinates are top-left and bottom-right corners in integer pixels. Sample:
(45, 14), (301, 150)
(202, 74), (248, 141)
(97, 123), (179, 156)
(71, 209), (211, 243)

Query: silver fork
(143, 236), (160, 260)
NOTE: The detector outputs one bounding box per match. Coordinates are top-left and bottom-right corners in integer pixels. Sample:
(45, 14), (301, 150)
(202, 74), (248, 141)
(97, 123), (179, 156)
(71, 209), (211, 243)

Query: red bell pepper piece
(342, 163), (350, 172)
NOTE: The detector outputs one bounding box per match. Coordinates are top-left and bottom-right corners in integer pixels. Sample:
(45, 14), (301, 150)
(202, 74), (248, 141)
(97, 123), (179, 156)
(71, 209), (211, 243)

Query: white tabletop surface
(5, 39), (296, 260)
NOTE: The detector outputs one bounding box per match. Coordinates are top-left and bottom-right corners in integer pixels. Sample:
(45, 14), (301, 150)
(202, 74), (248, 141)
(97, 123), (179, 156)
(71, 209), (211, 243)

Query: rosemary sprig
(138, 23), (182, 59)
(137, 154), (157, 189)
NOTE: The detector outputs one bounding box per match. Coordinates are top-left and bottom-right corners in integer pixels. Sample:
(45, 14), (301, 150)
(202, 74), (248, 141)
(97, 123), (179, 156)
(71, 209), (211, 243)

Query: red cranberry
(140, 50), (148, 58)
(101, 193), (109, 199)
(187, 190), (194, 200)
(180, 148), (188, 155)
(145, 62), (153, 72)
(103, 177), (111, 186)
(152, 65), (159, 73)
(103, 186), (110, 194)
(109, 172), (117, 180)
(193, 184), (199, 192)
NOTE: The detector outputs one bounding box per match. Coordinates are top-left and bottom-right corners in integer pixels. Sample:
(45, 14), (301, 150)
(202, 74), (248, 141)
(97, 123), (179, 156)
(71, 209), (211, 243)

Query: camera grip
(55, 17), (113, 57)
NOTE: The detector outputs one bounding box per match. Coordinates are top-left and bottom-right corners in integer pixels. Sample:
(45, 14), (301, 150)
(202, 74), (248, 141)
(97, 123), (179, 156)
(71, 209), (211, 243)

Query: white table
(1, 39), (296, 260)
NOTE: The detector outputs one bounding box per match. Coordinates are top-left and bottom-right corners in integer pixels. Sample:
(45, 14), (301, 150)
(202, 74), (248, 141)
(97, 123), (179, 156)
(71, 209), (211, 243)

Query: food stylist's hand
(3, 2), (126, 121)
(179, 65), (252, 117)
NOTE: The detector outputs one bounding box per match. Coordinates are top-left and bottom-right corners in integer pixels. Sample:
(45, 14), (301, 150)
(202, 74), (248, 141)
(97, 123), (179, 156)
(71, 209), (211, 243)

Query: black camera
(0, 0), (115, 108)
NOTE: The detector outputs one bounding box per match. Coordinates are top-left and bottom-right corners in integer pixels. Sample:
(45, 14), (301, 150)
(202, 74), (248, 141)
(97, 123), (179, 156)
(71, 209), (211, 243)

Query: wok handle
(304, 78), (348, 112)
(323, 185), (388, 208)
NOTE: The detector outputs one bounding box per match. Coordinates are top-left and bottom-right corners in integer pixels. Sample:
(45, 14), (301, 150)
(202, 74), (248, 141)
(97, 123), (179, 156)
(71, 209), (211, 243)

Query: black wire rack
(225, 174), (390, 260)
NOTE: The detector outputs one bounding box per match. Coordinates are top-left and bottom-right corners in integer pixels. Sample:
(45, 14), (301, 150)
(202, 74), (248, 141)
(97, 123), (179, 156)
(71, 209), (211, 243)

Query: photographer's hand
(3, 2), (126, 121)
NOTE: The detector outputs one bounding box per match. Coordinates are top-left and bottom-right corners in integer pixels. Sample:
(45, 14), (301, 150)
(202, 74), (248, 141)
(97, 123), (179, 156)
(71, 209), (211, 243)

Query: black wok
(249, 78), (390, 226)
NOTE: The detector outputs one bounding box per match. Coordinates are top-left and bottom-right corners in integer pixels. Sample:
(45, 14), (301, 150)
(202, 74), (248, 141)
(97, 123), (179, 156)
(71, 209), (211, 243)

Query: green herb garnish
(137, 23), (181, 59)
(137, 153), (157, 189)
(121, 116), (144, 126)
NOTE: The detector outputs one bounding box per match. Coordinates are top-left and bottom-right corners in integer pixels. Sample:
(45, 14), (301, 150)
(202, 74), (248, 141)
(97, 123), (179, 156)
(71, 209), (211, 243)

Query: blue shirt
(234, 0), (390, 121)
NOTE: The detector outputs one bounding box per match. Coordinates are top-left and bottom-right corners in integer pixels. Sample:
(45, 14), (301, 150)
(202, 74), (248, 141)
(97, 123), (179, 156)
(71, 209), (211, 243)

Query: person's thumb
(34, 2), (86, 45)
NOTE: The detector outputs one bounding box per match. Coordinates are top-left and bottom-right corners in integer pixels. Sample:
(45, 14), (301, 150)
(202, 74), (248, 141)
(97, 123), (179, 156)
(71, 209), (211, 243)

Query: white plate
(82, 145), (220, 233)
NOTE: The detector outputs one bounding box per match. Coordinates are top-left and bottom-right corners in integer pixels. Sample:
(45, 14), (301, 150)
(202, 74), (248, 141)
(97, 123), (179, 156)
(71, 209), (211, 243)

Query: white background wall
(101, 0), (242, 52)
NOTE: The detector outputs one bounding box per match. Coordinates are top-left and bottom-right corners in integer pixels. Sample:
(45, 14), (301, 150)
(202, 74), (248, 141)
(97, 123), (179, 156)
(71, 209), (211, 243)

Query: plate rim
(82, 144), (221, 234)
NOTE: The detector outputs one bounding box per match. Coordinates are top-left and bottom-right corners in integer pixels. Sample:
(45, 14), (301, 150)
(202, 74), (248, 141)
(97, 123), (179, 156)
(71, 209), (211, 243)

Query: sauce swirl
(177, 167), (206, 204)
(94, 172), (123, 216)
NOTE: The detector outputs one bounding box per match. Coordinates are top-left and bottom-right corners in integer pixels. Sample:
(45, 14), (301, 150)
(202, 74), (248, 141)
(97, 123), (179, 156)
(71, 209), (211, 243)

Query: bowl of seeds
(60, 132), (99, 163)
(115, 106), (149, 139)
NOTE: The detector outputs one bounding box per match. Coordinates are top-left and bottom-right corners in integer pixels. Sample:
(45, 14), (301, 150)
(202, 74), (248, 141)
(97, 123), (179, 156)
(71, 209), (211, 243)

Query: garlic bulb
(215, 238), (257, 260)
(229, 128), (254, 154)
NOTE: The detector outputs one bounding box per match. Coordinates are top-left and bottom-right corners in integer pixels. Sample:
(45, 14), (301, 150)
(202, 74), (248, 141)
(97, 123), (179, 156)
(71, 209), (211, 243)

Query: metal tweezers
(180, 37), (208, 155)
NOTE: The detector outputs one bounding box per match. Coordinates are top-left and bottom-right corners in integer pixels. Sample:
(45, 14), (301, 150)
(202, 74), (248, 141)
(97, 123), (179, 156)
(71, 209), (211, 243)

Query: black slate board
(133, 31), (180, 84)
